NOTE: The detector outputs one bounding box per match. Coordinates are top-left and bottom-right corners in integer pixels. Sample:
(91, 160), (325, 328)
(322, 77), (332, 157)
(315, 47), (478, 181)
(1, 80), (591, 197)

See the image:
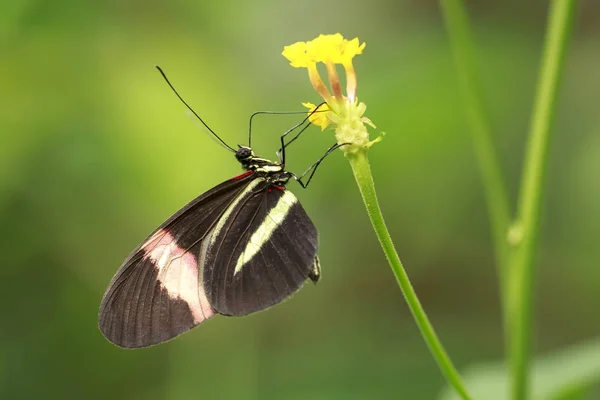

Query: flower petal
(308, 33), (345, 63)
(282, 42), (312, 68)
(302, 102), (331, 131)
(294, 34), (366, 65)
(341, 38), (366, 64)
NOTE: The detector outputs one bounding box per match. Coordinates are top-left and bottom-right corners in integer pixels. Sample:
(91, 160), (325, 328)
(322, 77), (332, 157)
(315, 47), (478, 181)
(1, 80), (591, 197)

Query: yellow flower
(302, 102), (331, 131)
(283, 33), (379, 155)
(283, 33), (365, 102)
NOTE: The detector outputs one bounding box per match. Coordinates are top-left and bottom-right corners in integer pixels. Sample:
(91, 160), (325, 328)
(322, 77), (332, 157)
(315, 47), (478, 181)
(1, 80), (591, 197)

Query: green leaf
(438, 338), (600, 400)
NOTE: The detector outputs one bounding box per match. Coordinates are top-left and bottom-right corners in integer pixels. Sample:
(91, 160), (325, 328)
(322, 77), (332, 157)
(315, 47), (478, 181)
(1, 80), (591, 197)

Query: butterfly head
(235, 146), (256, 170)
(235, 146), (254, 162)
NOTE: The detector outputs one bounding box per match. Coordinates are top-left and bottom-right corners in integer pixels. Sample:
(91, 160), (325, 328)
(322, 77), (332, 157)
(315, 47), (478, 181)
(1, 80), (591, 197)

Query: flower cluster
(282, 33), (380, 155)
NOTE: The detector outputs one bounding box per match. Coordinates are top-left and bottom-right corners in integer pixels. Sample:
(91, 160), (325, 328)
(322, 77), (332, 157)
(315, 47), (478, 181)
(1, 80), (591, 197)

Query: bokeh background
(2, 1), (600, 399)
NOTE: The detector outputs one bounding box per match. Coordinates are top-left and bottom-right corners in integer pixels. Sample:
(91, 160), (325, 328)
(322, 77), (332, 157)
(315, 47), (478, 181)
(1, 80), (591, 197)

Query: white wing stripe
(208, 178), (264, 247)
(233, 191), (297, 275)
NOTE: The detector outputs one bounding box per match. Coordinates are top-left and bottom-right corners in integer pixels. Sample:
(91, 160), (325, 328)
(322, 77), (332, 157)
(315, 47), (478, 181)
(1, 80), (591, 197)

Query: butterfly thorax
(235, 146), (291, 185)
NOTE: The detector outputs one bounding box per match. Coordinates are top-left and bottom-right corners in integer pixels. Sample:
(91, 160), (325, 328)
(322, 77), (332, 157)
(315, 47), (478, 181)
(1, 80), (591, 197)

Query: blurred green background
(2, 1), (600, 399)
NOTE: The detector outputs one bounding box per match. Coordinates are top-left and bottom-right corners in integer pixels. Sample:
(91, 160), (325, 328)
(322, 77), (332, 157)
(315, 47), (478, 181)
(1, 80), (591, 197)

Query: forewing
(98, 172), (255, 348)
(204, 182), (319, 316)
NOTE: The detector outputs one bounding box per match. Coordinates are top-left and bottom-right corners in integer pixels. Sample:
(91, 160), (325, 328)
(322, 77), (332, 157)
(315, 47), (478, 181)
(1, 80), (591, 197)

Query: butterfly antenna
(247, 109), (321, 148)
(155, 66), (236, 153)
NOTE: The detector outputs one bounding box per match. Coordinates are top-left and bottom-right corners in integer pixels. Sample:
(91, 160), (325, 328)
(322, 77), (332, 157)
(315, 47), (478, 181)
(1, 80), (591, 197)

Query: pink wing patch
(142, 229), (214, 323)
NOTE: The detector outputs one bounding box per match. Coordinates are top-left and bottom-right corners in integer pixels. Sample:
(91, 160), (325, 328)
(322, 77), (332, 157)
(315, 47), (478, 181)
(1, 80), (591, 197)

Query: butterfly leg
(293, 142), (350, 189)
(276, 102), (328, 164)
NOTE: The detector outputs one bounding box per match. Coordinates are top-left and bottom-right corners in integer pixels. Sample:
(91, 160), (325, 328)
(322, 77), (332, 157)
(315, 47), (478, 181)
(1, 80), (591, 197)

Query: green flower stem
(508, 1), (577, 399)
(440, 0), (512, 290)
(347, 150), (472, 400)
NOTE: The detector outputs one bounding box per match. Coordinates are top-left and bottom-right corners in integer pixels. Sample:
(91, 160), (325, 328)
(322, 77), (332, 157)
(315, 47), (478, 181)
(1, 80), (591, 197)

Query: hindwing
(204, 179), (319, 316)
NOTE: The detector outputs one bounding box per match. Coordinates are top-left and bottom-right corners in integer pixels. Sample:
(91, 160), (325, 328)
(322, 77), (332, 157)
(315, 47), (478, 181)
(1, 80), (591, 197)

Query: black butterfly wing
(98, 172), (256, 348)
(204, 179), (319, 316)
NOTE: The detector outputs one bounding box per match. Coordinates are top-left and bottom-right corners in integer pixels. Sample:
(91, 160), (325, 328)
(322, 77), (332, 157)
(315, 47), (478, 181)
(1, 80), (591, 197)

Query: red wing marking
(230, 171), (253, 181)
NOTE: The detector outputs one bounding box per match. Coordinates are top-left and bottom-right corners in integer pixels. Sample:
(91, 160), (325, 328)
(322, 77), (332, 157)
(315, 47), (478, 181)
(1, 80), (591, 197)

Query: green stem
(508, 1), (577, 399)
(440, 0), (512, 289)
(347, 151), (472, 400)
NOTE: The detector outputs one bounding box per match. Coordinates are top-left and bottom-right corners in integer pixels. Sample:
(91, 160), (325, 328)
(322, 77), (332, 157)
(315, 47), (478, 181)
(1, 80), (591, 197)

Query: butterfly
(98, 67), (341, 348)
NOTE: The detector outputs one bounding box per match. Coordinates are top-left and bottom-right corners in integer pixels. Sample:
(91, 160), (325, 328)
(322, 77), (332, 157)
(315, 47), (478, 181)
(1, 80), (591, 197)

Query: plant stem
(440, 0), (512, 289)
(508, 1), (577, 399)
(347, 151), (472, 400)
